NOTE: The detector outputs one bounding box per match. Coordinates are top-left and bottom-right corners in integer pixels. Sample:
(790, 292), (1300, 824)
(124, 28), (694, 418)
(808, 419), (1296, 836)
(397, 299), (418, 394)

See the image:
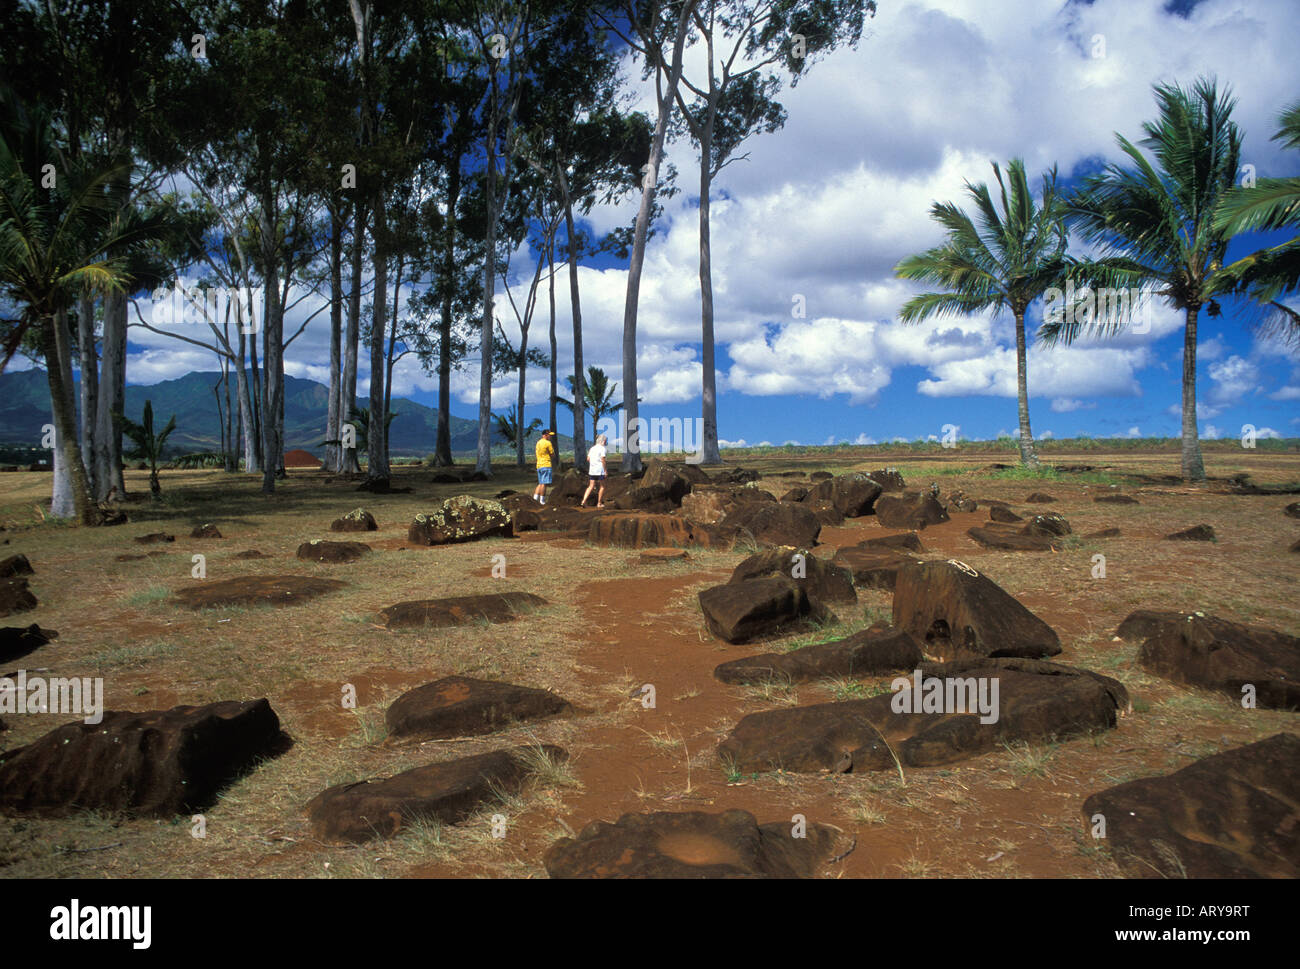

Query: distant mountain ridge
(0, 370), (573, 457)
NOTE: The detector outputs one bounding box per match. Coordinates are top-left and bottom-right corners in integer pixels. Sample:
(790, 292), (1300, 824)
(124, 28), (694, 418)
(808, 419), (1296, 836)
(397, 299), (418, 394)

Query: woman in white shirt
(581, 434), (608, 508)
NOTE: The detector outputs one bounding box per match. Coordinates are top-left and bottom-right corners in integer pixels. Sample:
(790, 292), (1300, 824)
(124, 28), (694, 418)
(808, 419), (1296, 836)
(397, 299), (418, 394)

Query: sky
(79, 0), (1300, 447)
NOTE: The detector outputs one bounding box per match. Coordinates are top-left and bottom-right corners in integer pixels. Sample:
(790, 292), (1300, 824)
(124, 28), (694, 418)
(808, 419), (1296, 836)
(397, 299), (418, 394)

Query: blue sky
(87, 0), (1300, 446)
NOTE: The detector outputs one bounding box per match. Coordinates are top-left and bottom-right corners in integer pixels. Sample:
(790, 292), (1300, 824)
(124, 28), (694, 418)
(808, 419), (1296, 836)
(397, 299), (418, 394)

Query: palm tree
(0, 87), (172, 522)
(1214, 98), (1300, 343)
(116, 400), (176, 498)
(1041, 78), (1244, 483)
(492, 404), (542, 464)
(555, 364), (624, 432)
(894, 158), (1068, 467)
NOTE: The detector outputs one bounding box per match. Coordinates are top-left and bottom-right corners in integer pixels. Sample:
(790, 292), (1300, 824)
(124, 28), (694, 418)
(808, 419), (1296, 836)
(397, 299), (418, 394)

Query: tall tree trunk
(235, 314), (258, 473)
(697, 98), (721, 465)
(76, 292), (98, 493)
(223, 355), (235, 471)
(1013, 308), (1038, 467)
(557, 164), (585, 467)
(435, 165), (458, 467)
(326, 203), (344, 472)
(340, 200), (364, 474)
(516, 333), (528, 468)
(1181, 305), (1205, 482)
(93, 290), (127, 500)
(476, 105), (499, 477)
(547, 236), (557, 439)
(260, 214), (283, 495)
(367, 194), (391, 483)
(384, 253), (402, 443)
(621, 0), (696, 473)
(43, 311), (94, 524)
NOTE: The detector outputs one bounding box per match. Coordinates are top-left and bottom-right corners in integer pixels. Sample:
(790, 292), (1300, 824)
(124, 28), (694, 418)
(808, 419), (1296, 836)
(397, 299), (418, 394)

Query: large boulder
(828, 545), (920, 591)
(0, 699), (283, 817)
(511, 505), (598, 533)
(865, 468), (906, 492)
(967, 514), (1071, 551)
(0, 577), (36, 617)
(0, 623), (57, 664)
(296, 540), (371, 564)
(330, 508), (378, 532)
(380, 592), (547, 629)
(306, 745), (567, 843)
(408, 496), (512, 545)
(803, 472), (883, 517)
(680, 484), (774, 525)
(713, 625), (923, 684)
(698, 577), (828, 644)
(873, 492), (949, 530)
(544, 809), (852, 878)
(1135, 613), (1300, 709)
(1285, 501), (1300, 519)
(174, 574), (346, 609)
(803, 499), (846, 527)
(717, 657), (1128, 774)
(640, 460), (709, 505)
(892, 560), (1061, 659)
(723, 502), (821, 547)
(730, 546), (856, 604)
(1082, 733), (1299, 878)
(385, 676), (574, 740)
(861, 532), (926, 553)
(611, 483), (675, 513)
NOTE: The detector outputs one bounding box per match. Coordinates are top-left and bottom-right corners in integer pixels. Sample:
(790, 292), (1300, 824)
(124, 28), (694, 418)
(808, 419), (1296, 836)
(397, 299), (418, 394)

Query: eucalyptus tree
(896, 159), (1068, 468)
(675, 0), (876, 464)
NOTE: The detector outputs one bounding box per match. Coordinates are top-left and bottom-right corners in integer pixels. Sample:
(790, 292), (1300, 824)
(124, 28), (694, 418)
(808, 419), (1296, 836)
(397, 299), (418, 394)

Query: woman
(581, 434), (608, 508)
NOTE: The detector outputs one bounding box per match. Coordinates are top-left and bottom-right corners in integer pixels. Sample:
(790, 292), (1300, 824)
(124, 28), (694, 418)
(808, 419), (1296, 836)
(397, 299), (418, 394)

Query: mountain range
(0, 370), (573, 458)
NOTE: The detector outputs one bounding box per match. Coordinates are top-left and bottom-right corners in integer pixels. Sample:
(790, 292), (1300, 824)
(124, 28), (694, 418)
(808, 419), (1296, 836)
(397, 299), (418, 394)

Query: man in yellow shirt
(533, 429), (556, 505)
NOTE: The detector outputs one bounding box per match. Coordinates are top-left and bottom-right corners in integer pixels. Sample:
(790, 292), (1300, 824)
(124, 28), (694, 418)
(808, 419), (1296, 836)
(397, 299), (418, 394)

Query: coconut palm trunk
(1181, 305), (1205, 481)
(1013, 308), (1039, 466)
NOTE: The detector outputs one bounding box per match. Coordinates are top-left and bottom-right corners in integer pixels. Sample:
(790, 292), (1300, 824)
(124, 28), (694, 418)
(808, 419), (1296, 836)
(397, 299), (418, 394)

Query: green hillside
(0, 370), (573, 458)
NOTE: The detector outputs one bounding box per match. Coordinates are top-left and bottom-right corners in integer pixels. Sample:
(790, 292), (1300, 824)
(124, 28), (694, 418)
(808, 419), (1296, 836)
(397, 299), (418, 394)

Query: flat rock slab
(874, 493), (949, 530)
(1131, 612), (1300, 709)
(731, 546), (856, 604)
(0, 554), (33, 578)
(232, 549), (271, 560)
(714, 625), (923, 684)
(306, 745), (567, 843)
(588, 513), (695, 548)
(0, 699), (283, 818)
(114, 551), (168, 562)
(134, 533), (175, 544)
(386, 676), (572, 740)
(967, 515), (1070, 551)
(174, 574), (346, 609)
(989, 506), (1023, 523)
(544, 809), (852, 878)
(1084, 528), (1121, 539)
(1082, 733), (1300, 878)
(1166, 524), (1216, 541)
(0, 623), (57, 664)
(0, 578), (37, 617)
(1024, 492), (1056, 503)
(640, 548), (689, 562)
(718, 657), (1128, 774)
(698, 577), (827, 644)
(861, 532), (926, 552)
(380, 592), (546, 629)
(512, 506), (595, 533)
(296, 540), (372, 563)
(1094, 494), (1139, 504)
(409, 496), (512, 545)
(893, 560), (1061, 660)
(829, 546), (919, 590)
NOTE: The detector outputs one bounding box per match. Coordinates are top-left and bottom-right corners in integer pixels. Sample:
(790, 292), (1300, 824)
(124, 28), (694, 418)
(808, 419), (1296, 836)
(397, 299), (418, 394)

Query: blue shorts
(537, 467), (553, 484)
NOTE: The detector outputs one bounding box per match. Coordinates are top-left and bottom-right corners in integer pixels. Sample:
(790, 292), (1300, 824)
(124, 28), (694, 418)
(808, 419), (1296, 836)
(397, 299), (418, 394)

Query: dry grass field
(1, 444), (1296, 878)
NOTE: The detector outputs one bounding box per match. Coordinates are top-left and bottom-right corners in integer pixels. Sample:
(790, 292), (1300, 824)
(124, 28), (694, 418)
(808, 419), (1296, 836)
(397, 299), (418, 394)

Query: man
(533, 429), (556, 504)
